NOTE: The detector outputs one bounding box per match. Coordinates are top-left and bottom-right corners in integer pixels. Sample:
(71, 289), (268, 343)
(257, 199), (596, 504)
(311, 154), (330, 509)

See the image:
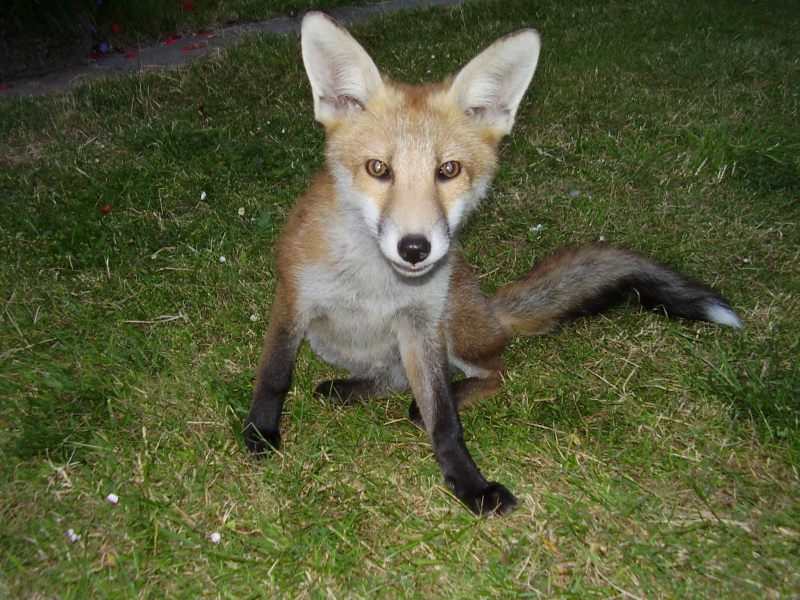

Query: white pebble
(200, 191), (207, 201)
(209, 532), (221, 544)
(106, 493), (119, 504)
(66, 529), (80, 543)
(219, 256), (226, 263)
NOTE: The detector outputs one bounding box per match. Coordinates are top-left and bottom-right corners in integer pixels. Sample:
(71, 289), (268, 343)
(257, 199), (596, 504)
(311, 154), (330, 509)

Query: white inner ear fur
(448, 30), (541, 136)
(301, 12), (384, 124)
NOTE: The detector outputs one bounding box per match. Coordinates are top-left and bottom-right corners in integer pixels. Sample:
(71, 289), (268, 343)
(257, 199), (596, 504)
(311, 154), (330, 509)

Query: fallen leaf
(181, 43), (207, 52)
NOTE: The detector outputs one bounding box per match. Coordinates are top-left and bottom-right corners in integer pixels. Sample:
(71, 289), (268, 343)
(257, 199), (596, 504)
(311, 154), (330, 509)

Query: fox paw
(313, 379), (367, 405)
(407, 400), (424, 428)
(243, 421), (280, 456)
(460, 482), (518, 516)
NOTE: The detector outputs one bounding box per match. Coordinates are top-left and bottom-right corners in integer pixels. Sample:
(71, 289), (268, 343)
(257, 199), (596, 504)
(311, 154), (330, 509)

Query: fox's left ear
(448, 29), (541, 138)
(301, 12), (384, 126)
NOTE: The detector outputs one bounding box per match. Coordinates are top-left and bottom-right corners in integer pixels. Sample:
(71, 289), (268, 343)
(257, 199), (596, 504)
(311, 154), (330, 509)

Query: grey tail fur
(490, 244), (742, 336)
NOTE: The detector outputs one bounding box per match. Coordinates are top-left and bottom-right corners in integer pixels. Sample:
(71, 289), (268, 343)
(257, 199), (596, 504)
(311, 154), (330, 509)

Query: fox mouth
(389, 260), (435, 277)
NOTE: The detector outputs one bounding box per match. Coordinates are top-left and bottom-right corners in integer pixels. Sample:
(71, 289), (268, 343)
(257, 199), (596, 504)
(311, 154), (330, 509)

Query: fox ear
(301, 12), (384, 125)
(448, 29), (541, 137)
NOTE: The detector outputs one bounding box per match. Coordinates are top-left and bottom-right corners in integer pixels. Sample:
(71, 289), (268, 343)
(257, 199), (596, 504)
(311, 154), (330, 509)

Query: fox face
(326, 88), (496, 276)
(301, 14), (541, 277)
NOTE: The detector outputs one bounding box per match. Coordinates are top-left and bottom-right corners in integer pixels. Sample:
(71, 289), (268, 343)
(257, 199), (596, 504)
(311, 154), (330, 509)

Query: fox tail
(490, 244), (742, 337)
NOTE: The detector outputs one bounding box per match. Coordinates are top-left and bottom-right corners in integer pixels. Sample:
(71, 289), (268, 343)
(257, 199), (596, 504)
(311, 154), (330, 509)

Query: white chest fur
(296, 227), (452, 386)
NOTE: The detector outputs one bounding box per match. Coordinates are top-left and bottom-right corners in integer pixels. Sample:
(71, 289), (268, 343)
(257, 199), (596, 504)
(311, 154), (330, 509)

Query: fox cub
(244, 13), (742, 516)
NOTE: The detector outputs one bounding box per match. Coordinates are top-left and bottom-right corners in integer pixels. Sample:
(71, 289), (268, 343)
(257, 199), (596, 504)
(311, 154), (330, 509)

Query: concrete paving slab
(0, 0), (462, 100)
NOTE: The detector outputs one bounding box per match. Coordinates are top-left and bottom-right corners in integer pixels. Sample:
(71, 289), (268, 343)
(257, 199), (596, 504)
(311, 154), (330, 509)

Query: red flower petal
(0, 83), (12, 92)
(111, 23), (121, 33)
(100, 204), (111, 214)
(180, 42), (206, 52)
(164, 34), (181, 45)
(182, 1), (195, 9)
(124, 52), (139, 59)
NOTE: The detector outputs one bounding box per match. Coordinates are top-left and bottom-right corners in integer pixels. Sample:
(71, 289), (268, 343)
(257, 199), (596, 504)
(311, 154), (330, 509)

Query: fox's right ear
(301, 12), (383, 126)
(448, 29), (541, 140)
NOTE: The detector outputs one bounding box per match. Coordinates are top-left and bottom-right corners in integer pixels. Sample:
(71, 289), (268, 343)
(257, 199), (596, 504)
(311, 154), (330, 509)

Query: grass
(1, 0), (798, 596)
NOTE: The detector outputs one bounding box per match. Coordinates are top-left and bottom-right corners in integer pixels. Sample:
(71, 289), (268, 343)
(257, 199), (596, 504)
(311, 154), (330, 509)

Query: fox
(244, 12), (742, 516)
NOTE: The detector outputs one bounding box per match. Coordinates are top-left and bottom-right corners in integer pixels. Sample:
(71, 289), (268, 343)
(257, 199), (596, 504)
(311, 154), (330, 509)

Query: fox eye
(366, 159), (391, 179)
(437, 160), (461, 180)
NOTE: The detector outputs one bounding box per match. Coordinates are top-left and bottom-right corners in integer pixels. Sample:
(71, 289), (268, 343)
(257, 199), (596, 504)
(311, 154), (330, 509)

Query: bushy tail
(490, 245), (742, 336)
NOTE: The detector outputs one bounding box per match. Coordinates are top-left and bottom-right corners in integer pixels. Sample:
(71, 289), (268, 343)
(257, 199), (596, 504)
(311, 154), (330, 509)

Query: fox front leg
(398, 323), (517, 516)
(244, 287), (303, 454)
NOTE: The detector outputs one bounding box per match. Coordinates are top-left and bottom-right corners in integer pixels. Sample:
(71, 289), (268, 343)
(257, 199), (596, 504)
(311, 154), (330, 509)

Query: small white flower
(281, 128), (286, 134)
(431, 54), (435, 59)
(599, 235), (607, 242)
(209, 532), (221, 544)
(66, 529), (80, 543)
(570, 189), (581, 198)
(742, 257), (751, 263)
(529, 224), (544, 233)
(106, 493), (119, 504)
(249, 313), (259, 322)
(200, 191), (207, 201)
(93, 158), (100, 164)
(237, 207), (245, 217)
(219, 256), (226, 263)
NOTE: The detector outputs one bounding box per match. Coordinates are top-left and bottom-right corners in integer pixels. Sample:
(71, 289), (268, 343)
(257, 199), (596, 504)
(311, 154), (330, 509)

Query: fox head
(301, 13), (540, 277)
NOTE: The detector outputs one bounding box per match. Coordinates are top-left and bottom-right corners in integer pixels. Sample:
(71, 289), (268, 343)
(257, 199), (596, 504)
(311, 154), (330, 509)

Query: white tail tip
(705, 303), (743, 329)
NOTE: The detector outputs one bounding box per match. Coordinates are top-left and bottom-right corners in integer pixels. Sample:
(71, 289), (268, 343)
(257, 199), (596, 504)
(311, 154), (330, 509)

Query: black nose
(397, 235), (431, 265)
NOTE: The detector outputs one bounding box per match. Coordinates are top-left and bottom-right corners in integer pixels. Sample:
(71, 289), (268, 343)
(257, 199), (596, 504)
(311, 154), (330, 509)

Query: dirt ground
(0, 16), (93, 81)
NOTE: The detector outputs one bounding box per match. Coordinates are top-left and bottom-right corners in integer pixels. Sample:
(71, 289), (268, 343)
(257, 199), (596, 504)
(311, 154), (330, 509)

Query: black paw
(407, 400), (424, 428)
(243, 420), (280, 456)
(314, 379), (339, 400)
(460, 482), (518, 516)
(314, 379), (359, 405)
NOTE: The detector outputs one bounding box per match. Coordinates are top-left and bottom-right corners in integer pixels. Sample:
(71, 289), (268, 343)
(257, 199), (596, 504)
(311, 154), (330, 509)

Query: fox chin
(243, 12), (742, 516)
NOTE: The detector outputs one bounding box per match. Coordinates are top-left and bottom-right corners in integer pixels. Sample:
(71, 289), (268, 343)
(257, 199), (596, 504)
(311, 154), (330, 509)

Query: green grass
(1, 0), (798, 597)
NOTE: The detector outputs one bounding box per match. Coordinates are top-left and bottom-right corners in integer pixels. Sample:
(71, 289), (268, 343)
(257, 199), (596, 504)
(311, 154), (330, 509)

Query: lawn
(1, 0), (798, 597)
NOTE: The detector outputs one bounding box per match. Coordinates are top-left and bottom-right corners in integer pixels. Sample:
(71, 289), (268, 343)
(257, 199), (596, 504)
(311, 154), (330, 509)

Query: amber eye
(366, 159), (391, 179)
(437, 160), (461, 180)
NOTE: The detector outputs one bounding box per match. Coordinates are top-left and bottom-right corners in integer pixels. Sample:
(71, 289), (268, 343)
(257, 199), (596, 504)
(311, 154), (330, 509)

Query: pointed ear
(448, 29), (541, 137)
(301, 12), (384, 126)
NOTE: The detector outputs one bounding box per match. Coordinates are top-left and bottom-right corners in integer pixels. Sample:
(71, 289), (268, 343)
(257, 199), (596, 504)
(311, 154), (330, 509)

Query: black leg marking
(244, 319), (302, 456)
(399, 326), (517, 516)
